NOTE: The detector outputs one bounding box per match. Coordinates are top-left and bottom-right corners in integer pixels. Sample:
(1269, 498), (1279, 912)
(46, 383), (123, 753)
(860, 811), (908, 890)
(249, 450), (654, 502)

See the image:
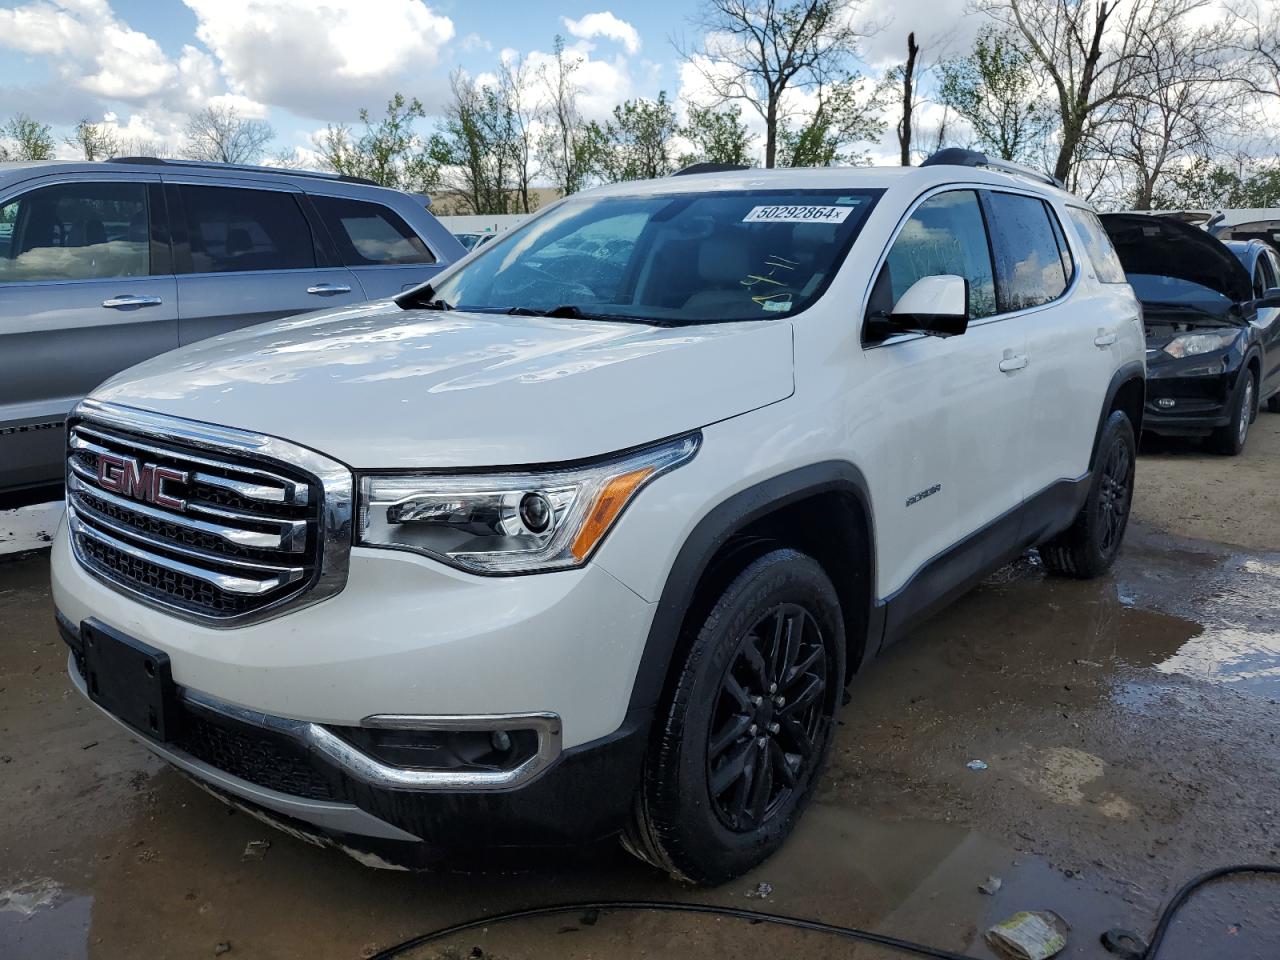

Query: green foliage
(430, 73), (523, 214)
(1152, 157), (1280, 210)
(597, 92), (681, 182)
(2, 114), (55, 161)
(66, 119), (120, 161)
(678, 104), (756, 168)
(537, 36), (597, 195)
(777, 79), (883, 167)
(938, 28), (1051, 164)
(318, 93), (438, 193)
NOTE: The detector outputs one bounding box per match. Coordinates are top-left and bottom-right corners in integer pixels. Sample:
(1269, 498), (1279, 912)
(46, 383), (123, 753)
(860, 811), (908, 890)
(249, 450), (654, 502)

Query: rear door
(0, 175), (177, 491)
(167, 180), (365, 345)
(306, 193), (445, 299)
(988, 195), (1123, 500)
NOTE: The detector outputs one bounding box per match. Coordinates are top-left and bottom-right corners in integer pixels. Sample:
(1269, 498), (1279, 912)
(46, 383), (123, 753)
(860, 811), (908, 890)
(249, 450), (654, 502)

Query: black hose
(368, 863), (1280, 960)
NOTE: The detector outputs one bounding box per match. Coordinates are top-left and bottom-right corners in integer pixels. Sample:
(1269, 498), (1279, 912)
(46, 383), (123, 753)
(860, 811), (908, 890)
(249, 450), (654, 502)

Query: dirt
(2, 420), (1280, 960)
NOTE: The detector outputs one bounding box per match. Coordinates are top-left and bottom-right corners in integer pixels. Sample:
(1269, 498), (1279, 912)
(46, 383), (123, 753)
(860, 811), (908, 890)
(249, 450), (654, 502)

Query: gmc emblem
(96, 452), (188, 510)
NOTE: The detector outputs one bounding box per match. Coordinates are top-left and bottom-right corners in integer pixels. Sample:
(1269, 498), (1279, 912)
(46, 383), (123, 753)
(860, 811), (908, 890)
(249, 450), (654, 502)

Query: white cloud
(184, 0), (456, 119)
(564, 12), (641, 56)
(521, 39), (637, 124)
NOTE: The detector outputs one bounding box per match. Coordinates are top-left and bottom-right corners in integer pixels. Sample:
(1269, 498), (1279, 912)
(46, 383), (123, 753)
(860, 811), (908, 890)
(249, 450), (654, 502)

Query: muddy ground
(2, 417), (1278, 960)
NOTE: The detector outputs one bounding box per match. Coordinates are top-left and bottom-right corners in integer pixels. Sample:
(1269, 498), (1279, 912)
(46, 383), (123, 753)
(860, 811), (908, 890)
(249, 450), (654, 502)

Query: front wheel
(623, 549), (845, 884)
(1211, 369), (1255, 456)
(1040, 410), (1136, 579)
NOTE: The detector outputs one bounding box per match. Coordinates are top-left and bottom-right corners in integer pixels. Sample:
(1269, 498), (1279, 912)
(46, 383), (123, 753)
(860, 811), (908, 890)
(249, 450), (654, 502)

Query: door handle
(1094, 329), (1118, 347)
(306, 283), (352, 296)
(102, 295), (163, 309)
(998, 353), (1029, 373)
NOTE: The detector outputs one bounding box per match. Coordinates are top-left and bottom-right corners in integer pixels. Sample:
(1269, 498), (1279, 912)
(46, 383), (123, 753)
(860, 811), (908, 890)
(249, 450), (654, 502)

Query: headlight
(1162, 330), (1239, 358)
(357, 434), (700, 573)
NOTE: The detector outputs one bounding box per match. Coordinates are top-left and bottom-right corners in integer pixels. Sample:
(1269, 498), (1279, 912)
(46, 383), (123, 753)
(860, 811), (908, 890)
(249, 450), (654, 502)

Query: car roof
(576, 163), (1082, 206)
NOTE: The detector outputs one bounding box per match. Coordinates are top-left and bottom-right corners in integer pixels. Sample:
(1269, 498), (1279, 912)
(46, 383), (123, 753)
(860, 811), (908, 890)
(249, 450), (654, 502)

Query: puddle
(0, 883), (90, 960)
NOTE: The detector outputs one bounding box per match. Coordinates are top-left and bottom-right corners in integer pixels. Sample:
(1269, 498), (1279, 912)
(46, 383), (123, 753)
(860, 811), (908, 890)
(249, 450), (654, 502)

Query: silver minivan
(0, 158), (465, 494)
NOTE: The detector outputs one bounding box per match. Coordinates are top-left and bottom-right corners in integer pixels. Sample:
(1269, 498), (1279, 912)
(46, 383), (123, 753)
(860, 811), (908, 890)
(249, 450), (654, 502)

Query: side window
(1045, 201), (1075, 283)
(870, 190), (997, 322)
(178, 186), (315, 274)
(1066, 206), (1127, 284)
(0, 181), (150, 283)
(310, 195), (435, 266)
(984, 191), (1068, 312)
(1252, 252), (1274, 298)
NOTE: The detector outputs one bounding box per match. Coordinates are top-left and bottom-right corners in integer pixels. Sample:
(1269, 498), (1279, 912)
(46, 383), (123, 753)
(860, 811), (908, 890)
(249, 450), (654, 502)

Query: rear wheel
(623, 549), (845, 885)
(1211, 369), (1255, 456)
(1040, 410), (1136, 579)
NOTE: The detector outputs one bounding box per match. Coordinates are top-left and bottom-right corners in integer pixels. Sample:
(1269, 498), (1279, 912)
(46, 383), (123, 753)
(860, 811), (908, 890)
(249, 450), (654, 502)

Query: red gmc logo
(96, 452), (188, 510)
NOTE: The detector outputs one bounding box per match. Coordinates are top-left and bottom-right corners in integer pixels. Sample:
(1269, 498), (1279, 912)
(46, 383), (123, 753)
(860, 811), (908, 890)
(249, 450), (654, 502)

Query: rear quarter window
(1067, 207), (1127, 284)
(311, 195), (435, 266)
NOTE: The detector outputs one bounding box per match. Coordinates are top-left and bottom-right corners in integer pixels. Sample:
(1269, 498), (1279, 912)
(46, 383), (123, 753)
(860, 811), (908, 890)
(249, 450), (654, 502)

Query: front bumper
(62, 623), (652, 866)
(1141, 355), (1243, 436)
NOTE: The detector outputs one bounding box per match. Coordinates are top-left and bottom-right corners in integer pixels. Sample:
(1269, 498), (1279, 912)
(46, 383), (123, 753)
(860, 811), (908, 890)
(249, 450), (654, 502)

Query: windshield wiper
(504, 304), (682, 326)
(395, 283), (453, 311)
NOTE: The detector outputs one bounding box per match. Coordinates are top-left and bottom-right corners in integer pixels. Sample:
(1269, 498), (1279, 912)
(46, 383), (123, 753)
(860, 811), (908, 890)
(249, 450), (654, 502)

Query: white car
(52, 149), (1146, 883)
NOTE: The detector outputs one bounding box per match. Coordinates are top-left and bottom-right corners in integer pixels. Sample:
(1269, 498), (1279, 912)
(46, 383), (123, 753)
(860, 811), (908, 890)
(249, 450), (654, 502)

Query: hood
(1100, 213), (1253, 305)
(91, 301), (794, 469)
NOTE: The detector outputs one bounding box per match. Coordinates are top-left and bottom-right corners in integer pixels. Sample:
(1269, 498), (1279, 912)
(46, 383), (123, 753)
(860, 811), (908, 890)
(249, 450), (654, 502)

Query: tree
(678, 104), (756, 167)
(66, 119), (120, 161)
(1152, 156), (1280, 209)
(317, 94), (438, 192)
(430, 71), (520, 214)
(498, 56), (539, 213)
(183, 105), (274, 164)
(975, 0), (1209, 186)
(678, 0), (873, 168)
(897, 33), (920, 165)
(938, 29), (1052, 163)
(1101, 19), (1237, 209)
(1229, 0), (1280, 102)
(536, 36), (601, 195)
(777, 78), (883, 166)
(2, 114), (55, 161)
(598, 92), (681, 182)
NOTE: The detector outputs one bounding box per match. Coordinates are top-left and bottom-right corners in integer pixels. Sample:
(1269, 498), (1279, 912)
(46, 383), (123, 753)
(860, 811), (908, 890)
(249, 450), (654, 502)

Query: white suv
(51, 150), (1145, 883)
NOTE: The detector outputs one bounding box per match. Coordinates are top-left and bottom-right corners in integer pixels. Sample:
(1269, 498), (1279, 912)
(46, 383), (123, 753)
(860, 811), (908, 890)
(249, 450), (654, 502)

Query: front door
(0, 176), (177, 491)
(857, 188), (1031, 618)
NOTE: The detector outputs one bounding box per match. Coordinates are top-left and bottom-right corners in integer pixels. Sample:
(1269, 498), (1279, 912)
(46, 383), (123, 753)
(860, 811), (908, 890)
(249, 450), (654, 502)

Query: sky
(0, 0), (983, 165)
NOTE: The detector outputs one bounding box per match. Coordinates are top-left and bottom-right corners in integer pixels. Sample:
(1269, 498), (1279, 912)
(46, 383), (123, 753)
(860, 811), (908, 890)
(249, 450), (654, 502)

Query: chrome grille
(66, 400), (352, 626)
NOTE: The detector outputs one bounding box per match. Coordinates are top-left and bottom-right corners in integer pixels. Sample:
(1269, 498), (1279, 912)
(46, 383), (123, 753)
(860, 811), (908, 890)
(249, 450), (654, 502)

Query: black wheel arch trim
(1092, 360), (1145, 467)
(626, 461), (879, 714)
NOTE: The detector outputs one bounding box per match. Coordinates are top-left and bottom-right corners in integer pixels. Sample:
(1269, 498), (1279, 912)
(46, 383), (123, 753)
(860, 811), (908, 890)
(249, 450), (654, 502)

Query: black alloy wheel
(1096, 435), (1132, 556)
(706, 603), (828, 832)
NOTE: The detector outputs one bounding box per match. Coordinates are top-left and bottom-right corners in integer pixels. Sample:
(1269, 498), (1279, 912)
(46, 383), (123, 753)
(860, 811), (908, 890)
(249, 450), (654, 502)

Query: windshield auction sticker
(743, 205), (855, 224)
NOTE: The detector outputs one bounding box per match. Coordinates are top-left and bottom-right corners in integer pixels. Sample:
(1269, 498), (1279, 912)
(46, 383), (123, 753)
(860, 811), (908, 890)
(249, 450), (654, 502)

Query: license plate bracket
(80, 619), (181, 741)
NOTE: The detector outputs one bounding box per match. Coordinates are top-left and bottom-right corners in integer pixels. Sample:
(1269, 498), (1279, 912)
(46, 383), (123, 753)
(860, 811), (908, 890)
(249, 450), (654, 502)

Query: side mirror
(888, 275), (970, 337)
(1259, 286), (1280, 309)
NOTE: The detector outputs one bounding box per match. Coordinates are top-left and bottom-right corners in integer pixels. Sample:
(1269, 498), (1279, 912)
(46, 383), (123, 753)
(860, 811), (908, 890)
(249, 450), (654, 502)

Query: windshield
(423, 188), (881, 325)
(1127, 274), (1236, 314)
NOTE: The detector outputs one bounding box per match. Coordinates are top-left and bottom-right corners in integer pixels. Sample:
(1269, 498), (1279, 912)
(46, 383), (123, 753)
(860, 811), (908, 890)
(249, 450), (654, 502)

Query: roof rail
(672, 162), (752, 176)
(105, 156), (379, 187)
(920, 148), (1065, 190)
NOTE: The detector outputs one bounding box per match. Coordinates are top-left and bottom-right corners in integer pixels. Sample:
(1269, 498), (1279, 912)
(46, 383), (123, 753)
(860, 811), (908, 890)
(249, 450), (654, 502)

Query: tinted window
(0, 181), (150, 283)
(1252, 252), (1274, 298)
(985, 192), (1068, 312)
(1067, 207), (1127, 284)
(429, 189), (880, 325)
(312, 195), (434, 266)
(179, 186), (314, 273)
(872, 190), (997, 320)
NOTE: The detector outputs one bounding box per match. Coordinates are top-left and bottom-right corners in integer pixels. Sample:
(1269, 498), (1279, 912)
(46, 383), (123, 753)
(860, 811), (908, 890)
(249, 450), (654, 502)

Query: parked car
(453, 230), (498, 252)
(1101, 213), (1280, 454)
(0, 158), (466, 494)
(52, 149), (1145, 883)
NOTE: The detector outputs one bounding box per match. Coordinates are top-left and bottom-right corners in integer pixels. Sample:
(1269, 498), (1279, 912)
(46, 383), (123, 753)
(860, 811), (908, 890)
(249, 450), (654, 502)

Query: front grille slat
(66, 406), (350, 625)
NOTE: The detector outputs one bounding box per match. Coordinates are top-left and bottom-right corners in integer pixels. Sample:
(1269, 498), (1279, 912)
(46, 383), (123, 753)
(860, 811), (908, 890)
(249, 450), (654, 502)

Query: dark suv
(0, 157), (465, 494)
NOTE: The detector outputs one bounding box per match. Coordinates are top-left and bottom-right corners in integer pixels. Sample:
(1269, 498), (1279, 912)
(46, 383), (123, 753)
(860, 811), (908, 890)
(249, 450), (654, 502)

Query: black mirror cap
(864, 311), (970, 341)
(1260, 286), (1280, 309)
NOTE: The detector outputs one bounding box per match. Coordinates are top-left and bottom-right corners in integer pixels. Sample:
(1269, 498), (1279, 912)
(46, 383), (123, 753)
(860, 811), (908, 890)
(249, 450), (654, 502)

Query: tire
(1040, 410), (1136, 579)
(623, 549), (846, 885)
(1210, 368), (1256, 456)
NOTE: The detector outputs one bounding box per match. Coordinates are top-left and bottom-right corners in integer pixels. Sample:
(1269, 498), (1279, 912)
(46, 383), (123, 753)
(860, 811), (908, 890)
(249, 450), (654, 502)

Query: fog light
(490, 730), (512, 752)
(1157, 398), (1176, 409)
